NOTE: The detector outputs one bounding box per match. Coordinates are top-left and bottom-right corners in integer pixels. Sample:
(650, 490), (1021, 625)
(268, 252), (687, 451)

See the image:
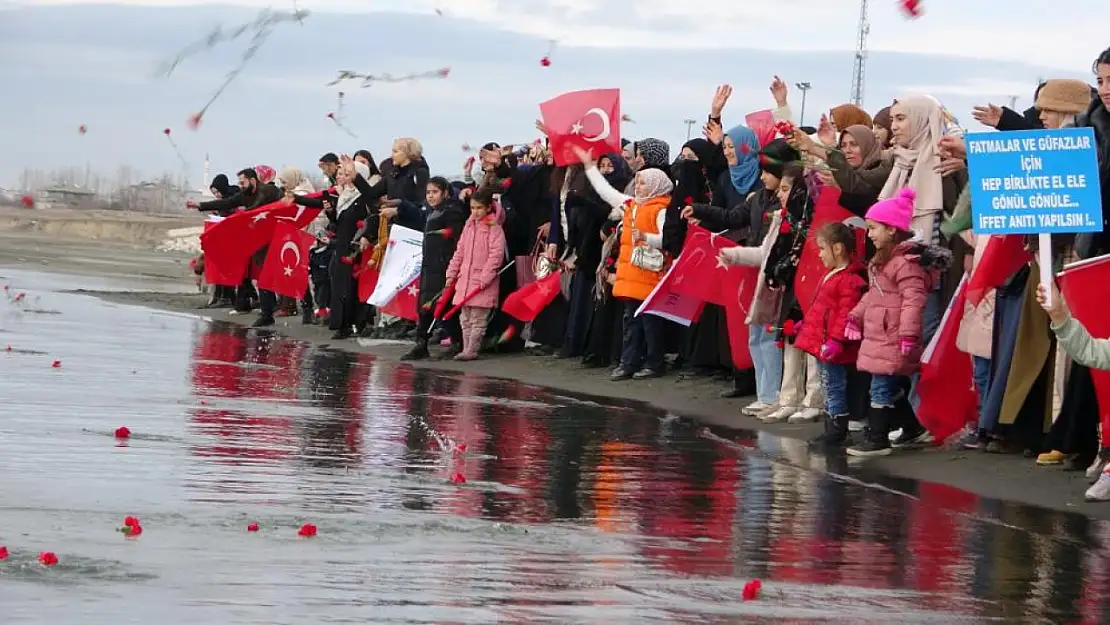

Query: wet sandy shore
(2, 230), (1107, 519)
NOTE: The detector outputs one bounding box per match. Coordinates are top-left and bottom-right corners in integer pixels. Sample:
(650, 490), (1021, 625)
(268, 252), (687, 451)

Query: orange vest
(613, 195), (670, 301)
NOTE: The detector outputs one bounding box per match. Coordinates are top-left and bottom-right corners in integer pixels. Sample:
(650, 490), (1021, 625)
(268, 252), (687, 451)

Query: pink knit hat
(865, 187), (916, 231)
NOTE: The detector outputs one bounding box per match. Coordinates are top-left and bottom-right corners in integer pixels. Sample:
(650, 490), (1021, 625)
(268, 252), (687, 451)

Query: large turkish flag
(199, 195), (323, 285)
(540, 88), (622, 166)
(1058, 254), (1110, 449)
(257, 221), (314, 299)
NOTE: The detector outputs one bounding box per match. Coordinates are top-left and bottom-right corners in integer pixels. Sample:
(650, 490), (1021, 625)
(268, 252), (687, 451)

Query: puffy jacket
(613, 195), (669, 301)
(446, 214), (506, 308)
(850, 240), (950, 375)
(795, 263), (867, 364)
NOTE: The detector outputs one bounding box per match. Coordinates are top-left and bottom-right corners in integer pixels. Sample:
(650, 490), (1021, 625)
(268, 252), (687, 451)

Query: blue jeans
(972, 356), (992, 429)
(621, 300), (665, 372)
(748, 323), (783, 404)
(871, 373), (904, 408)
(819, 362), (850, 417)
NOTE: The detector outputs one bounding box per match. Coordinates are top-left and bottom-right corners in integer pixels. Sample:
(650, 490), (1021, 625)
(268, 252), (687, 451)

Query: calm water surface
(2, 269), (1110, 624)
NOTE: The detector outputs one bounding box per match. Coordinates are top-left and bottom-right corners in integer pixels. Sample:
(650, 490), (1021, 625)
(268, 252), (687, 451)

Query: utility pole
(795, 82), (812, 127)
(683, 118), (697, 141)
(850, 0), (870, 106)
(1008, 95), (1019, 110)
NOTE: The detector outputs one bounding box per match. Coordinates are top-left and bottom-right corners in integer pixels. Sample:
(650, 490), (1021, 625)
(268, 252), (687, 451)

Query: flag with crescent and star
(200, 194), (324, 285)
(539, 88), (622, 166)
(367, 225), (424, 315)
(915, 274), (977, 442)
(794, 188), (867, 314)
(1057, 255), (1110, 451)
(257, 221), (314, 299)
(502, 271), (562, 322)
(380, 276), (420, 321)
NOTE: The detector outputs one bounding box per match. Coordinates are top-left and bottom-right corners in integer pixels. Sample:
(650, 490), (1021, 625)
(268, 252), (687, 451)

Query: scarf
(336, 161), (372, 215)
(278, 166), (315, 195)
(635, 138), (670, 169)
(840, 124), (881, 170)
(879, 95), (945, 233)
(830, 104), (873, 131)
(726, 125), (760, 195)
(634, 168), (673, 204)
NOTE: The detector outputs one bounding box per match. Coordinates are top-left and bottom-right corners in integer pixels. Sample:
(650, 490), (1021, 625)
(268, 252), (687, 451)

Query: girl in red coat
(843, 187), (950, 457)
(795, 222), (867, 447)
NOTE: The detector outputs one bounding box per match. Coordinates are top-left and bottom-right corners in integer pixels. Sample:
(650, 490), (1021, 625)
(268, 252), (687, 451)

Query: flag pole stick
(429, 259), (517, 332)
(1038, 233), (1053, 308)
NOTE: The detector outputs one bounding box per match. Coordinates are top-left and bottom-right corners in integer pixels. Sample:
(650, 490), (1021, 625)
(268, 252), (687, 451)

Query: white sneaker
(741, 401), (769, 416)
(888, 428), (903, 442)
(1087, 457), (1106, 482)
(760, 406), (797, 423)
(787, 408), (824, 424)
(1086, 471), (1110, 501)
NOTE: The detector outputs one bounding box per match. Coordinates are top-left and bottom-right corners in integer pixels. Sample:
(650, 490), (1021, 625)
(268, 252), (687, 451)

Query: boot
(402, 339), (430, 361)
(847, 407), (894, 457)
(890, 396), (933, 448)
(301, 306), (315, 325)
(808, 414), (849, 448)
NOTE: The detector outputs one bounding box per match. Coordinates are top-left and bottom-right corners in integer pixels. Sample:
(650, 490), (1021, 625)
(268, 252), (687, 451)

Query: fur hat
(1036, 79), (1093, 114)
(866, 187), (916, 232)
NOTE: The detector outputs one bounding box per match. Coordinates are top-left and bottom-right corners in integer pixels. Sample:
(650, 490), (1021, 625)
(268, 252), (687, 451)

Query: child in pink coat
(446, 188), (506, 361)
(844, 187), (950, 457)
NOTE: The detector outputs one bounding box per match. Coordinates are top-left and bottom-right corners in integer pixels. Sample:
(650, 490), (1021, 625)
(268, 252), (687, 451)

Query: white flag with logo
(367, 225), (423, 306)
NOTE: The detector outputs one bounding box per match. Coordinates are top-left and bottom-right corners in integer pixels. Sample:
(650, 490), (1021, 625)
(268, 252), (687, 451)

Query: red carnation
(498, 325), (518, 344)
(119, 523), (142, 538)
(684, 196), (693, 205)
(38, 552), (58, 566)
(356, 220), (365, 229)
(78, 124), (87, 135)
(0, 546), (8, 560)
(51, 359), (61, 368)
(450, 472), (466, 484)
(298, 523), (317, 537)
(899, 0), (922, 18)
(500, 178), (512, 190)
(742, 579), (762, 601)
(456, 443), (468, 454)
(326, 112), (335, 119)
(436, 227), (453, 238)
(779, 220), (791, 234)
(247, 522), (259, 532)
(163, 128), (171, 136)
(540, 56), (552, 67)
(186, 112), (203, 130)
(775, 340), (785, 349)
(14, 292), (25, 302)
(783, 320), (796, 336)
(765, 324), (775, 333)
(115, 426), (131, 439)
(774, 120), (796, 136)
(124, 516), (140, 528)
(339, 256), (353, 265)
(19, 195), (34, 208)
(435, 67), (451, 78)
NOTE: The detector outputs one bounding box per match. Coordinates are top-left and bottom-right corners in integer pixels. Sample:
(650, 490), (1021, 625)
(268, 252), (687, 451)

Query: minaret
(202, 153), (211, 196)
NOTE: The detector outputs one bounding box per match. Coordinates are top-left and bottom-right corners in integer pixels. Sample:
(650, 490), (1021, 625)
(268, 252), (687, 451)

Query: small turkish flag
(381, 276), (420, 321)
(502, 271), (562, 322)
(257, 222), (314, 299)
(745, 110), (778, 147)
(540, 88), (622, 166)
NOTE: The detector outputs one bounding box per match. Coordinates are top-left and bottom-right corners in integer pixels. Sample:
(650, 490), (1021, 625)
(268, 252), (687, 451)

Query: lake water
(1, 269), (1109, 624)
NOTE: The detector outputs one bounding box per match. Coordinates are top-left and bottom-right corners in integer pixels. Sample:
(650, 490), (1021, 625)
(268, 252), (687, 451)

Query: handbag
(514, 237), (544, 286)
(630, 244), (665, 272)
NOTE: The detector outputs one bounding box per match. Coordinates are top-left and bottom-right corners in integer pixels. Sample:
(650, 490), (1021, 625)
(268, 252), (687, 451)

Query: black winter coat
(418, 199), (469, 308)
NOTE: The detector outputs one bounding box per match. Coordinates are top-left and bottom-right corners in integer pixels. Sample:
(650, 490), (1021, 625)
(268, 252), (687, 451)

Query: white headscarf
(278, 166), (316, 195)
(879, 95), (946, 242)
(634, 168), (673, 203)
(336, 161), (371, 215)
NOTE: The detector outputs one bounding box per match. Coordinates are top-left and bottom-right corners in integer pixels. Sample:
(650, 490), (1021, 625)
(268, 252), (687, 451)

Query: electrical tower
(850, 0), (870, 106)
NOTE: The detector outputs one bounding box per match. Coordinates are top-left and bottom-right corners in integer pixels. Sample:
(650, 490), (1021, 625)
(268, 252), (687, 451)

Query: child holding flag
(445, 188), (506, 361)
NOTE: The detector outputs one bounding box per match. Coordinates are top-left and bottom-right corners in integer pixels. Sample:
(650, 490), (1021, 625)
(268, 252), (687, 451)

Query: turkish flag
(355, 255), (379, 304)
(966, 235), (1030, 307)
(745, 109), (777, 147)
(722, 265), (758, 370)
(916, 273), (978, 442)
(503, 271), (562, 322)
(199, 195), (323, 285)
(1057, 254), (1110, 448)
(669, 225), (738, 306)
(540, 88), (621, 166)
(201, 218), (240, 287)
(256, 221), (314, 299)
(636, 263), (705, 327)
(795, 188), (867, 313)
(380, 276), (420, 321)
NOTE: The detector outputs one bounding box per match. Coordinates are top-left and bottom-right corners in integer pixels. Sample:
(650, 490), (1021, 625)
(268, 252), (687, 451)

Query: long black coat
(380, 157), (430, 204)
(418, 199), (468, 308)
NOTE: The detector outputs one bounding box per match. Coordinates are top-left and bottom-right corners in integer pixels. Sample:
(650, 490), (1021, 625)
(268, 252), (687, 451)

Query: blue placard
(967, 127), (1102, 234)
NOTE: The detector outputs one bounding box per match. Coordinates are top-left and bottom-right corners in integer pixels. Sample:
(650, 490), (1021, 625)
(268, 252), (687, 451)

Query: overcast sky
(1, 0), (1105, 189)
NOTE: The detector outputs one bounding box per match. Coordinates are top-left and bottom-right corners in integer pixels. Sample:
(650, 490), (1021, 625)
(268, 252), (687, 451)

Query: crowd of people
(190, 47), (1110, 501)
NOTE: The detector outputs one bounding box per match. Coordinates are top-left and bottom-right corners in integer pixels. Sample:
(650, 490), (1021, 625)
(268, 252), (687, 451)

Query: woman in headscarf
(557, 153), (632, 360)
(254, 164), (277, 186)
(274, 166), (321, 324)
(293, 154), (385, 339)
(791, 122), (892, 234)
(575, 145), (674, 379)
(678, 124), (763, 394)
(580, 154), (633, 367)
(200, 174), (242, 308)
(829, 104), (873, 133)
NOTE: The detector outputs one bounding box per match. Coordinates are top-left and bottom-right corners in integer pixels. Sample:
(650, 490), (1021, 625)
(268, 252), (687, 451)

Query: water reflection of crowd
(186, 321), (1110, 622)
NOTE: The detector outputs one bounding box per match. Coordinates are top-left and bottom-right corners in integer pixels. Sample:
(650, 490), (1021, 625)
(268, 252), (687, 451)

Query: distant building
(39, 187), (98, 209)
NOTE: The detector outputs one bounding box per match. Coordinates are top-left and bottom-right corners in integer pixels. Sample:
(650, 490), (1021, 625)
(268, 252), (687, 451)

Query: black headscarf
(209, 174), (237, 199)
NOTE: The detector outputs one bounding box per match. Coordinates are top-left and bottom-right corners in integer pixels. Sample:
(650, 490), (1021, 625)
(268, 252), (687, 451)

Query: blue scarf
(726, 125), (761, 196)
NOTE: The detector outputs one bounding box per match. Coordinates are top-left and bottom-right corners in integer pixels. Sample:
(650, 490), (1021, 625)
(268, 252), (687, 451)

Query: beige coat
(957, 234), (995, 359)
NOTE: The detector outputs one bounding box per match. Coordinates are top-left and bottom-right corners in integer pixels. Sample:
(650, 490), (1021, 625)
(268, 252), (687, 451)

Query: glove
(899, 336), (918, 356)
(844, 317), (862, 341)
(820, 340), (843, 361)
